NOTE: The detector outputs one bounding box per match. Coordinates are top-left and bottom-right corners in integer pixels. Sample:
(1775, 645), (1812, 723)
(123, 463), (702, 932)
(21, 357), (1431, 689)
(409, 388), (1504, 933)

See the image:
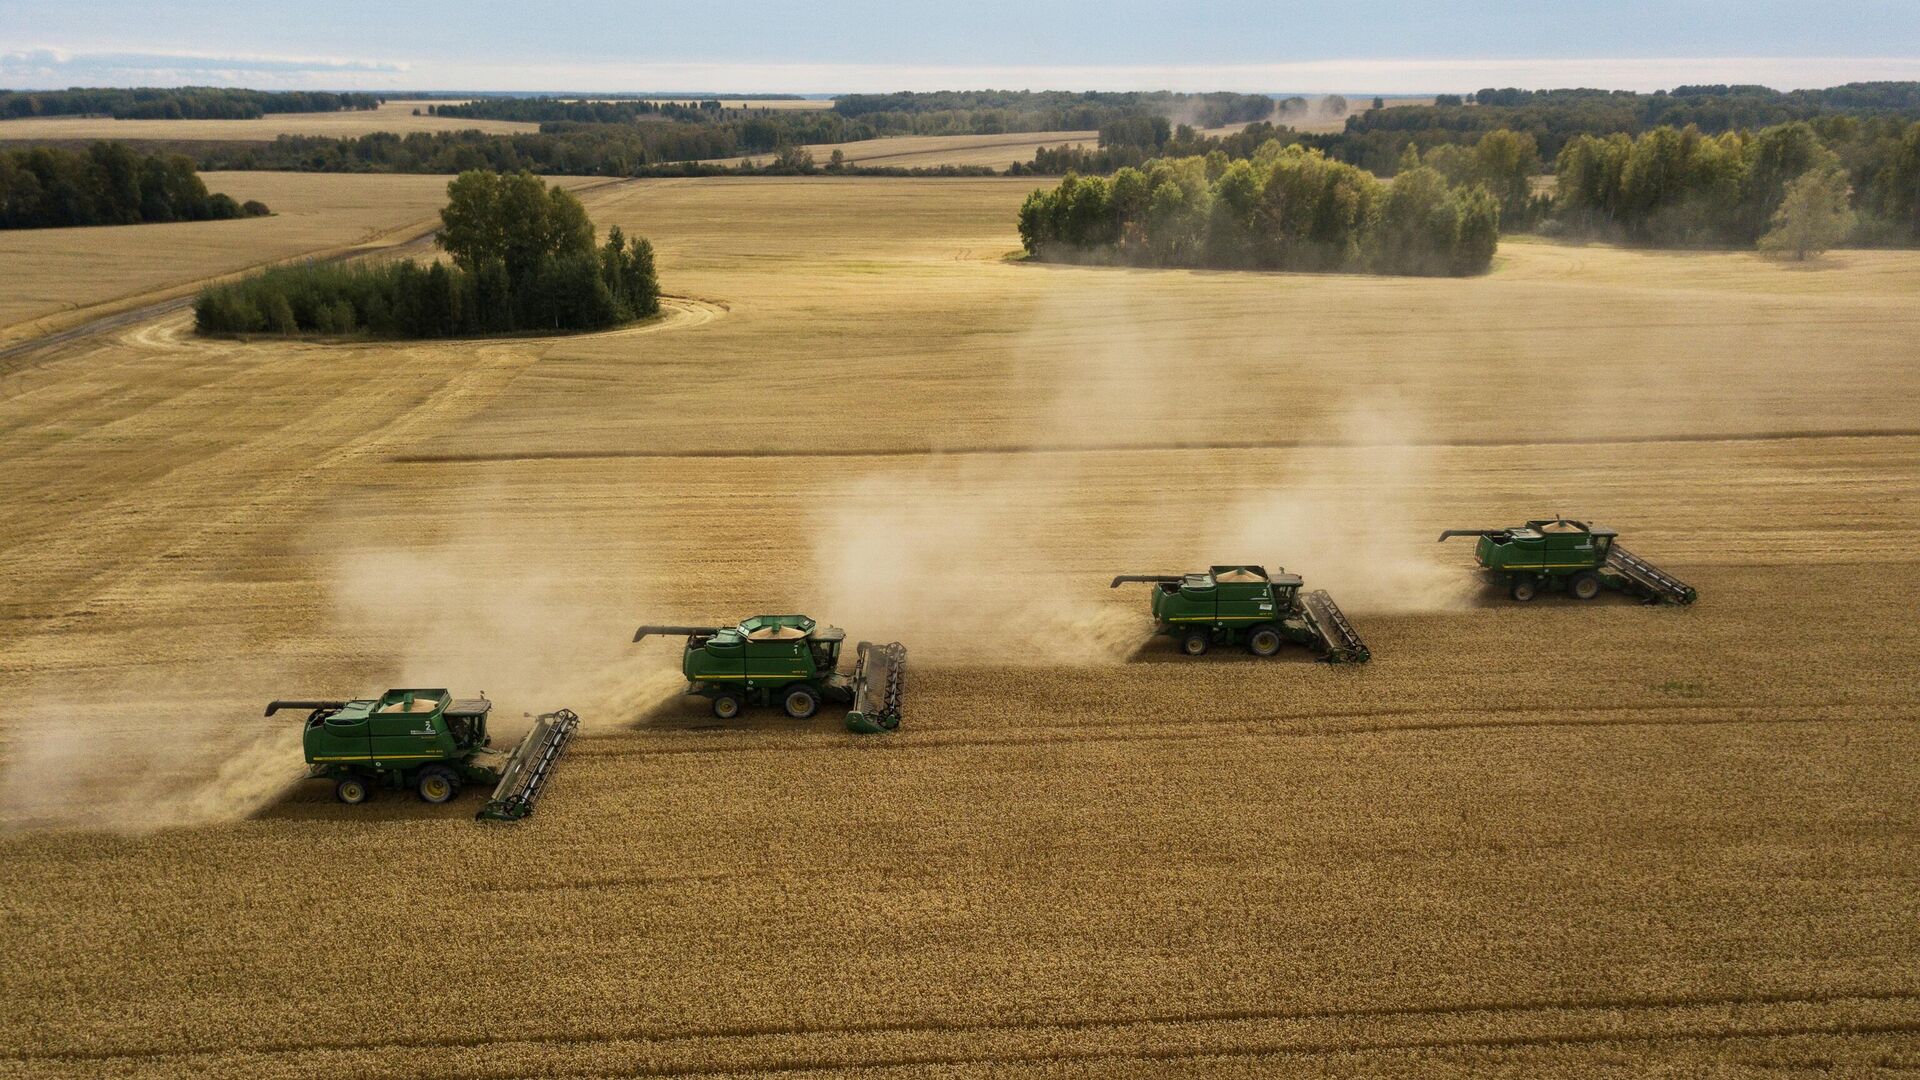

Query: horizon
(5, 0), (1919, 96)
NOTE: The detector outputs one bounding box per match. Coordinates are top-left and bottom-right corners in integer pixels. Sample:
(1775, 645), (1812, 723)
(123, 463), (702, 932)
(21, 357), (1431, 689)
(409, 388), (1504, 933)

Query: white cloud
(1, 48), (408, 90)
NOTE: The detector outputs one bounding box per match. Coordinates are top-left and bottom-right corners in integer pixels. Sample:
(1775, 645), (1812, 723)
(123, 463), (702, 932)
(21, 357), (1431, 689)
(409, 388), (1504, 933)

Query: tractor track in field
(579, 702), (1920, 761)
(11, 987), (1916, 1070)
(388, 425), (1920, 466)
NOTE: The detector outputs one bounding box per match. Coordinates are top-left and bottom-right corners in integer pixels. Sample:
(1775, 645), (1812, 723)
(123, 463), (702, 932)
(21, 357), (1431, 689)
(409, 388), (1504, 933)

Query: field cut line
(388, 426), (1920, 466)
(579, 702), (1919, 761)
(14, 987), (1916, 1069)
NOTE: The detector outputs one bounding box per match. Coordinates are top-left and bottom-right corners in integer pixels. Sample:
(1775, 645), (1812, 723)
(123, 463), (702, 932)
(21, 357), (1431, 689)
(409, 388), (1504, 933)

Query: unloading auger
(633, 615), (907, 732)
(265, 689), (580, 820)
(1110, 565), (1371, 662)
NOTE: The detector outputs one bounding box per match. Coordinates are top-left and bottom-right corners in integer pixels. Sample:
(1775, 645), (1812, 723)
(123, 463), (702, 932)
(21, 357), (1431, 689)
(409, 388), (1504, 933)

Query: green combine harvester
(633, 614), (906, 733)
(1110, 565), (1370, 662)
(264, 689), (579, 820)
(1438, 518), (1698, 604)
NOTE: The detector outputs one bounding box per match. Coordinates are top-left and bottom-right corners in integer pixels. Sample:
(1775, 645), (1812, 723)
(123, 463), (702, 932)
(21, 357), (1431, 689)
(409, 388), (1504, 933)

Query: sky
(4, 1), (1919, 94)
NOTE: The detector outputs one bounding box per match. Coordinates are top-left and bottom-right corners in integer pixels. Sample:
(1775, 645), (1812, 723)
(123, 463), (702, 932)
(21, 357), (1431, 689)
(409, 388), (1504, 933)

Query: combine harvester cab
(1110, 565), (1370, 662)
(1438, 518), (1698, 605)
(264, 689), (579, 821)
(633, 615), (906, 733)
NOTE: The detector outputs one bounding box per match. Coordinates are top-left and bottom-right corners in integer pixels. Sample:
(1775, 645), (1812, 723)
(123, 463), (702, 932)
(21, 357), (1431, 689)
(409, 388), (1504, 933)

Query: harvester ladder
(1604, 546), (1697, 605)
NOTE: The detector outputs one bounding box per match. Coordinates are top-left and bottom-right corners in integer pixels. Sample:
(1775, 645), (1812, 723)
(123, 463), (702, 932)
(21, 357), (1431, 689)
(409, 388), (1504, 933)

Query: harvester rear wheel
(782, 685), (820, 719)
(1569, 571), (1602, 600)
(1180, 629), (1210, 656)
(1509, 577), (1539, 602)
(416, 765), (460, 804)
(1247, 626), (1283, 657)
(711, 693), (743, 720)
(334, 777), (371, 805)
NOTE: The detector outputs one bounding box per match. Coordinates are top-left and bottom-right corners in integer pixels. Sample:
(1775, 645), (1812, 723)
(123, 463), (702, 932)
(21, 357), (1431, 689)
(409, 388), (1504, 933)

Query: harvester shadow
(1120, 640), (1322, 666)
(251, 782), (488, 823)
(627, 695), (847, 736)
(1461, 587), (1661, 610)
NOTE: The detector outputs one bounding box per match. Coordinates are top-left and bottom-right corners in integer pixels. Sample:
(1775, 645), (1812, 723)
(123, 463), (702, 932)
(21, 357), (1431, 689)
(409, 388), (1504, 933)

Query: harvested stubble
(0, 101), (538, 144)
(0, 174), (1917, 1078)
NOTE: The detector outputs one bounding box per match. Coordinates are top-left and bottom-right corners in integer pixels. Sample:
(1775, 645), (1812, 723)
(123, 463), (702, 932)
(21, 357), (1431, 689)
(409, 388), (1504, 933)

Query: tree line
(833, 90), (1275, 137)
(185, 128), (997, 177)
(195, 171), (657, 338)
(1015, 110), (1920, 251)
(1319, 81), (1920, 174)
(0, 87), (380, 121)
(1549, 120), (1920, 247)
(428, 98), (724, 124)
(1018, 144), (1499, 277)
(0, 143), (268, 229)
(420, 91), (1278, 155)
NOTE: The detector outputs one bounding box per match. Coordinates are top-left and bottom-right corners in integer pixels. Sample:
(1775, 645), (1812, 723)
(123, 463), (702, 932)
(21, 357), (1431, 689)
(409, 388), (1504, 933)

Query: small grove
(0, 143), (268, 229)
(1018, 144), (1499, 276)
(194, 171), (658, 338)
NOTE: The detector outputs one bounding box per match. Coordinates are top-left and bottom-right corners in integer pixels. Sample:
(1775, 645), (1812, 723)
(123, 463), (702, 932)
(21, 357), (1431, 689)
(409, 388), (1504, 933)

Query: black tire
(1569, 571), (1602, 600)
(781, 685), (821, 719)
(1180, 629), (1210, 656)
(1509, 577), (1539, 602)
(416, 765), (460, 804)
(711, 693), (743, 720)
(1247, 625), (1283, 657)
(334, 776), (371, 805)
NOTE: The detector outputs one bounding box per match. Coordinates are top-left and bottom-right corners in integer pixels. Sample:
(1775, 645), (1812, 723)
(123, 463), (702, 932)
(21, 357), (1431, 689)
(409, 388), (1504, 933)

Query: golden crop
(0, 176), (1915, 1077)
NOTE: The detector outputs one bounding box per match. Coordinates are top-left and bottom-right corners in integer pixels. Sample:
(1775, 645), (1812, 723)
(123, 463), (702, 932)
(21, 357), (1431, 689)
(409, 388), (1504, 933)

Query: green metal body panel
(302, 689), (488, 782)
(1149, 565), (1301, 631)
(1440, 519), (1698, 604)
(681, 614), (850, 706)
(639, 615), (905, 731)
(1117, 566), (1371, 661)
(1471, 521), (1614, 576)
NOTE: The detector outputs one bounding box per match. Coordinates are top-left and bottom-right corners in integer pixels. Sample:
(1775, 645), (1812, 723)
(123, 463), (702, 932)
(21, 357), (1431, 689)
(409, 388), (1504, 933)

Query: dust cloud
(0, 503), (677, 834)
(1203, 399), (1474, 614)
(0, 676), (306, 833)
(808, 278), (1469, 662)
(324, 506), (686, 727)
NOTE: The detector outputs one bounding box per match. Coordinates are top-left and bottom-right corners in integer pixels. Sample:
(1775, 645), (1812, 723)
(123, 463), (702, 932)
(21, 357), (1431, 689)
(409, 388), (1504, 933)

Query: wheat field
(0, 174), (1915, 1077)
(0, 100), (539, 143)
(0, 173), (612, 344)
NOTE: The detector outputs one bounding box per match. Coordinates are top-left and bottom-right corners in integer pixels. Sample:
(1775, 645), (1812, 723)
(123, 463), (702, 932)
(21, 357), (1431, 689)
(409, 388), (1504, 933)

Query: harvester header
(1111, 565), (1369, 662)
(634, 615), (906, 733)
(1439, 517), (1697, 604)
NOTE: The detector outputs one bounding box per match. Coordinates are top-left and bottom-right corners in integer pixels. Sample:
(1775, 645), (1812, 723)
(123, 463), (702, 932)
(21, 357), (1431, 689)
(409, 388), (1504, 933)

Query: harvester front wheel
(1180, 629), (1210, 656)
(782, 685), (820, 719)
(334, 777), (371, 805)
(1509, 577), (1539, 602)
(711, 693), (743, 720)
(1247, 626), (1283, 657)
(1569, 571), (1602, 600)
(416, 765), (460, 804)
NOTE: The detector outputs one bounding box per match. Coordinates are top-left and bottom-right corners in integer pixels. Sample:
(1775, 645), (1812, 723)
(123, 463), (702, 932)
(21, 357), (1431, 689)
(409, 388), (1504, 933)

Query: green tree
(437, 170), (594, 280)
(1759, 167), (1855, 259)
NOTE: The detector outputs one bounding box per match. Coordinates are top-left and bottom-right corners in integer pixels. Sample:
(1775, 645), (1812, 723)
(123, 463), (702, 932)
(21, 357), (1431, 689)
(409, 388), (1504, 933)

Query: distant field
(0, 100), (538, 142)
(1, 175), (1916, 1076)
(641, 97), (835, 110)
(714, 130), (1100, 169)
(713, 97), (1433, 169)
(1272, 93), (1435, 133)
(0, 172), (604, 342)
